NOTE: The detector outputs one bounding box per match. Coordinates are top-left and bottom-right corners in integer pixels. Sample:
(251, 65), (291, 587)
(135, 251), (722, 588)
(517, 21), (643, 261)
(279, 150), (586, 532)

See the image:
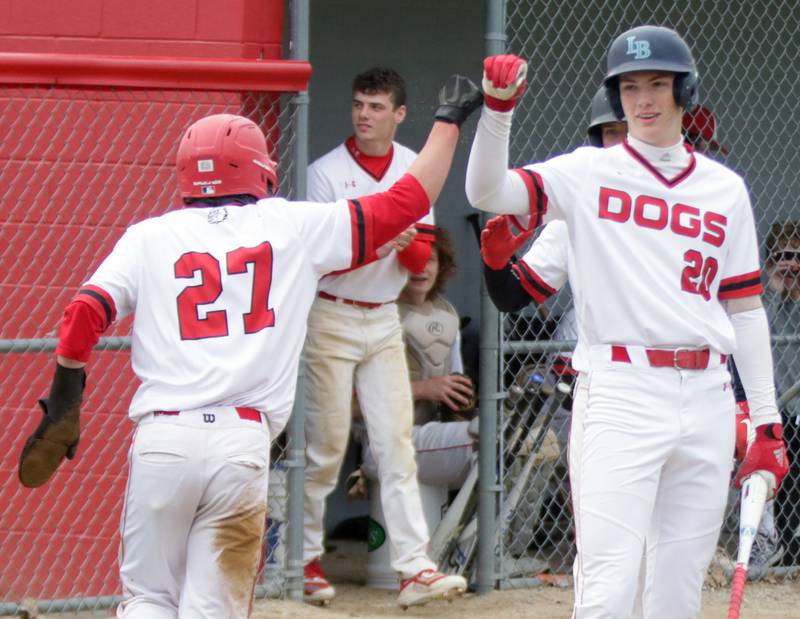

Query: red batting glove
(480, 215), (535, 270)
(482, 54), (528, 112)
(735, 422), (790, 498)
(734, 400), (751, 461)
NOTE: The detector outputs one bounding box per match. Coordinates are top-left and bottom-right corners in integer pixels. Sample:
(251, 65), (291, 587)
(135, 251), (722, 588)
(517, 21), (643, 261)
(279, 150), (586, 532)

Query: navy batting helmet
(603, 25), (698, 118)
(587, 86), (624, 147)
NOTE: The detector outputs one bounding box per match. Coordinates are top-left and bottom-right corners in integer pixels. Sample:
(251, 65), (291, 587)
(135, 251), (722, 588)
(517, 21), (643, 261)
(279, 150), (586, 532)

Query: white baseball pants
(569, 361), (734, 619)
(361, 420), (474, 489)
(302, 297), (435, 577)
(117, 407), (270, 619)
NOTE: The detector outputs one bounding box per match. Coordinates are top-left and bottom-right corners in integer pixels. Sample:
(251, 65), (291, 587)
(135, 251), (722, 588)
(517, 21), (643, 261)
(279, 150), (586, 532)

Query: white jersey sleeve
(514, 220), (569, 303)
(276, 198), (356, 276)
(85, 226), (141, 321)
(717, 180), (764, 300)
(525, 147), (597, 224)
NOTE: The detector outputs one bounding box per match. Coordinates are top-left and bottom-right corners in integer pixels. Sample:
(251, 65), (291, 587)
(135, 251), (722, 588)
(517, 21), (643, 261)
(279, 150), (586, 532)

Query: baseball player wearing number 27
(16, 76), (482, 618)
(466, 25), (789, 618)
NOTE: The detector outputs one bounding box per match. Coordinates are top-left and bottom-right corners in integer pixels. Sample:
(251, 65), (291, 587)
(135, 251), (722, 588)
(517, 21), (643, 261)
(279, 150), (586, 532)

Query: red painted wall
(0, 0), (286, 602)
(0, 0), (284, 59)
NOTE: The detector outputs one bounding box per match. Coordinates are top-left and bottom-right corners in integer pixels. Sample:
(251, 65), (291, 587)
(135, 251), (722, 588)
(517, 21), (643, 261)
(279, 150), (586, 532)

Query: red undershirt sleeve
(56, 286), (117, 362)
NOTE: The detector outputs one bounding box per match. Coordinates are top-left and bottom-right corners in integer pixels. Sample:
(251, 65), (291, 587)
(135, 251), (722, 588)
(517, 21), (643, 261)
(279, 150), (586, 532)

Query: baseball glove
(19, 364), (85, 489)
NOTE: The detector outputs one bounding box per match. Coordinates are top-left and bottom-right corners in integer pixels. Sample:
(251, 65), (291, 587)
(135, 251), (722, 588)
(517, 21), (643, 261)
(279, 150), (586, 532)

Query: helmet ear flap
(674, 72), (699, 110)
(605, 81), (624, 120)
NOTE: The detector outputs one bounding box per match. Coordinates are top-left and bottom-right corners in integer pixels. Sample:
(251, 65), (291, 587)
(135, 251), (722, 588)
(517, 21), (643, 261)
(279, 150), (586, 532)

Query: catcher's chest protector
(399, 297), (460, 425)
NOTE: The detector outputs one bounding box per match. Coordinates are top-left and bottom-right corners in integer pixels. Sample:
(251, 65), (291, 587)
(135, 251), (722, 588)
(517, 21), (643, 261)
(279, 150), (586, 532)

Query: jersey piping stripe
(349, 199), (366, 266)
(512, 167), (548, 230)
(513, 260), (557, 303)
(718, 271), (764, 299)
(622, 140), (697, 189)
(77, 285), (117, 326)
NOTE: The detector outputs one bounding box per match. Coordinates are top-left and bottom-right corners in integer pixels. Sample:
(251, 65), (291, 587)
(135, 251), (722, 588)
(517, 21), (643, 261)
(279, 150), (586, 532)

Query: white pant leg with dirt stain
(302, 297), (434, 577)
(117, 409), (270, 619)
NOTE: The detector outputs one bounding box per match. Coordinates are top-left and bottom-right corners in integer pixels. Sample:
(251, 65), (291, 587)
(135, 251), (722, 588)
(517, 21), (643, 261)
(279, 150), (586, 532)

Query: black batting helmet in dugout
(603, 25), (698, 118)
(586, 86), (623, 147)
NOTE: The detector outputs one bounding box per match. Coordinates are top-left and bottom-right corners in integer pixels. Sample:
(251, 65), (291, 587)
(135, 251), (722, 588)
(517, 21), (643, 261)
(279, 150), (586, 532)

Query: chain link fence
(496, 0), (800, 589)
(0, 57), (306, 615)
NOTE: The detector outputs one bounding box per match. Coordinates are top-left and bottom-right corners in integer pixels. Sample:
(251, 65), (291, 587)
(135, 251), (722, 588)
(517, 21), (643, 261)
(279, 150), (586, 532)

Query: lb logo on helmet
(626, 36), (651, 60)
(604, 25), (699, 118)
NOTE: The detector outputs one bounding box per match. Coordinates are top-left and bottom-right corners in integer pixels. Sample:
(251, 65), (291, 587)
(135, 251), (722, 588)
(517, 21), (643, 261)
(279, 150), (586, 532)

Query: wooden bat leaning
(727, 473), (771, 619)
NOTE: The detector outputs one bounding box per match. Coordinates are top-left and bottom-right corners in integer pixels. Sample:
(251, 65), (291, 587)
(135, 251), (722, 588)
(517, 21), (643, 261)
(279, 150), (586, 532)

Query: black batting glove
(435, 75), (484, 127)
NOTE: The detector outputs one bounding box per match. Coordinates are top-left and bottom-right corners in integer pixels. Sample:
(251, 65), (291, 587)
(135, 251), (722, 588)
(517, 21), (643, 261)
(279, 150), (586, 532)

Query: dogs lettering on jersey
(598, 187), (727, 247)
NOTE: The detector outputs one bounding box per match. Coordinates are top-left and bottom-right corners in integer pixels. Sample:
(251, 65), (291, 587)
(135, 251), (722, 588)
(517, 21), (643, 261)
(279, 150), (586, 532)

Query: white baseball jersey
(308, 139), (434, 302)
(84, 199), (358, 434)
(515, 140), (762, 371)
(515, 221), (582, 372)
(515, 220), (570, 303)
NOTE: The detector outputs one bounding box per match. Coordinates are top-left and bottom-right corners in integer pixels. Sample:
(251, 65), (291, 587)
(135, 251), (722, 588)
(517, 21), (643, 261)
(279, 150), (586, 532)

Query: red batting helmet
(176, 113), (277, 200)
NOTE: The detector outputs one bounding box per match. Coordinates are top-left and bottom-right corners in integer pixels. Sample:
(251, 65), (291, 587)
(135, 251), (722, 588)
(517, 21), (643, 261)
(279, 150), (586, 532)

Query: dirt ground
(254, 581), (800, 619)
(15, 541), (798, 618)
(252, 541), (800, 619)
(253, 580), (800, 619)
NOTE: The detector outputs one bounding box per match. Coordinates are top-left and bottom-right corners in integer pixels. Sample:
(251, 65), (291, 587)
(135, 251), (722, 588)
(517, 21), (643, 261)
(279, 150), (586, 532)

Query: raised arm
(355, 76), (483, 256)
(466, 55), (533, 216)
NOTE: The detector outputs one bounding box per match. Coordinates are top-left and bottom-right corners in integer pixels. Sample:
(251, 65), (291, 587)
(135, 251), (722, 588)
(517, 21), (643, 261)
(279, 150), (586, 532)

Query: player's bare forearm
(406, 122), (459, 205)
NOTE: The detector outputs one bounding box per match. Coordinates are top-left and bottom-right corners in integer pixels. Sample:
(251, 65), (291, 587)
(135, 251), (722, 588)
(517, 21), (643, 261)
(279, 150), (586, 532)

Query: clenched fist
(482, 54), (528, 112)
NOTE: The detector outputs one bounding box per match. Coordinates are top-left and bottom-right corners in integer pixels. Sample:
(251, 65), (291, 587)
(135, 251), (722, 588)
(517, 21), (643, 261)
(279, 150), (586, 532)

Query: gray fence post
(286, 0), (310, 602)
(476, 0), (507, 596)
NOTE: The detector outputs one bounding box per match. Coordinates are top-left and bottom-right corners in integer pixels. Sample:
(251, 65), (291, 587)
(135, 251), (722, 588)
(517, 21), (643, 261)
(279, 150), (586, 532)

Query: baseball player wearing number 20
(16, 76), (481, 618)
(467, 25), (789, 618)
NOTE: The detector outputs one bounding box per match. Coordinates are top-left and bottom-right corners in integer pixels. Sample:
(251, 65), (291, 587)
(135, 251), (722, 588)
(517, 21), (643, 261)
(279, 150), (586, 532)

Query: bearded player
(17, 76), (482, 618)
(466, 26), (789, 618)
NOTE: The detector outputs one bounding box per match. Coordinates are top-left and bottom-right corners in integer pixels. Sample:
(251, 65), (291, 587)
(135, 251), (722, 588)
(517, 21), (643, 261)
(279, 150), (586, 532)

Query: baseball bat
(448, 380), (571, 579)
(495, 381), (569, 546)
(430, 369), (550, 570)
(429, 464), (478, 565)
(727, 472), (770, 619)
